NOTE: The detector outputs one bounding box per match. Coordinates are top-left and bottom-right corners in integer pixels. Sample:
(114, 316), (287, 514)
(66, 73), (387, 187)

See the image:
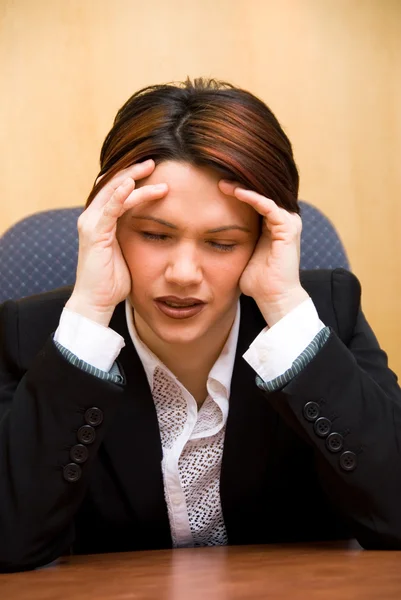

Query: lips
(156, 296), (204, 307)
(154, 296), (206, 320)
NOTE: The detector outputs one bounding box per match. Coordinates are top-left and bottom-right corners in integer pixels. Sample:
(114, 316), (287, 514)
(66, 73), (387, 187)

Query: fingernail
(153, 183), (167, 191)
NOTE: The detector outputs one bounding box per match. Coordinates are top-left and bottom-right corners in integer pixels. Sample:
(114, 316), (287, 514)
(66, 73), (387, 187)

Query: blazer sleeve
(264, 269), (401, 549)
(0, 299), (125, 572)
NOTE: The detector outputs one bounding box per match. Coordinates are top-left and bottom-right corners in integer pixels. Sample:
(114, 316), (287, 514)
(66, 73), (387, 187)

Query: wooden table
(2, 542), (401, 599)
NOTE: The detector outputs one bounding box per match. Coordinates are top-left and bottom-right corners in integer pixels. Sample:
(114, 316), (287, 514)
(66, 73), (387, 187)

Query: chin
(150, 321), (209, 345)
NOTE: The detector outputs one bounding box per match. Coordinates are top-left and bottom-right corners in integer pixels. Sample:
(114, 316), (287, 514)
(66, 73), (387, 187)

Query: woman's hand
(66, 159), (168, 327)
(218, 181), (309, 327)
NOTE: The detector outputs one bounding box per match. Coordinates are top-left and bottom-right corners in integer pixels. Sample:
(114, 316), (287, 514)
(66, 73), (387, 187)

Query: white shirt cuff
(243, 298), (325, 382)
(54, 307), (125, 372)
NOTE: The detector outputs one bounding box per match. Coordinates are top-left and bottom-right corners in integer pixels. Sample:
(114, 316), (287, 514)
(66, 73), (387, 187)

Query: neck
(133, 306), (237, 405)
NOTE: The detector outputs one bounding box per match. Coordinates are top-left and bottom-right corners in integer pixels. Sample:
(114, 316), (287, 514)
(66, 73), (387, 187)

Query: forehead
(133, 161), (257, 229)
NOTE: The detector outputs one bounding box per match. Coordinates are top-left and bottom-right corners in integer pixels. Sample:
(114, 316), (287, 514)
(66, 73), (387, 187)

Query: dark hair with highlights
(86, 78), (299, 213)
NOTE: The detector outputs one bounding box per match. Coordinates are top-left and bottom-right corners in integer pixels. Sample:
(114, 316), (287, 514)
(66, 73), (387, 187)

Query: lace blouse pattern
(153, 366), (228, 547)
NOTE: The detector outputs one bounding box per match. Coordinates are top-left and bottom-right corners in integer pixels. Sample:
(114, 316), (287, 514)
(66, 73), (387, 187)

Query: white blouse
(124, 301), (241, 547)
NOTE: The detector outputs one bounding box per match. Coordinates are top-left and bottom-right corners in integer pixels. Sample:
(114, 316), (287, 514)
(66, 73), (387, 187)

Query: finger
(237, 189), (302, 243)
(123, 182), (168, 210)
(234, 188), (296, 228)
(111, 159), (156, 188)
(219, 179), (301, 233)
(97, 182), (168, 235)
(94, 177), (137, 234)
(218, 179), (242, 196)
(235, 188), (280, 219)
(78, 176), (135, 240)
(91, 160), (156, 209)
(219, 180), (283, 223)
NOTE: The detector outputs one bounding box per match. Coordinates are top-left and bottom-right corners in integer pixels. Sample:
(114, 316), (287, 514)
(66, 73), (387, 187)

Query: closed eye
(207, 241), (236, 252)
(141, 232), (169, 241)
(140, 232), (236, 252)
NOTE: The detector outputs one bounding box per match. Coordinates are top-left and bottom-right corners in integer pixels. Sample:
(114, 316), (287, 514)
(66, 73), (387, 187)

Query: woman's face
(117, 161), (259, 347)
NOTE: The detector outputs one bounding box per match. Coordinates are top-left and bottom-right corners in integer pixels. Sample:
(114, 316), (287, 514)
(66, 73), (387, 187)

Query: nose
(164, 243), (203, 288)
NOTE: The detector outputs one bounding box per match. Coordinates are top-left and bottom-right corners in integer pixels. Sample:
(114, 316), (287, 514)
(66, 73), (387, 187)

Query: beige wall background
(1, 0), (400, 374)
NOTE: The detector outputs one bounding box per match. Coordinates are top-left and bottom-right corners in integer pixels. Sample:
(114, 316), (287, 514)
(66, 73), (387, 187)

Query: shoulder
(1, 286), (74, 326)
(0, 287), (74, 368)
(300, 268), (361, 297)
(300, 268), (362, 341)
(300, 268), (361, 311)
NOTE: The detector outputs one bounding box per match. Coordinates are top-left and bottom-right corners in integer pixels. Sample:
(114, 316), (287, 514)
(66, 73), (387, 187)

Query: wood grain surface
(1, 543), (401, 600)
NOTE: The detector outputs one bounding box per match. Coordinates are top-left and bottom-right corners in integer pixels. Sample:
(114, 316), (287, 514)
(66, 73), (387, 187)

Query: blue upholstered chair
(0, 202), (349, 304)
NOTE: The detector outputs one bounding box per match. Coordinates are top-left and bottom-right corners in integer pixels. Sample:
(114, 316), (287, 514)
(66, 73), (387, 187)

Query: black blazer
(1, 268), (401, 572)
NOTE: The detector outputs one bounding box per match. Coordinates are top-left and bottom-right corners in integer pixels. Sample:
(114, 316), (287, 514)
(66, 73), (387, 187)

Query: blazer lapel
(101, 302), (171, 548)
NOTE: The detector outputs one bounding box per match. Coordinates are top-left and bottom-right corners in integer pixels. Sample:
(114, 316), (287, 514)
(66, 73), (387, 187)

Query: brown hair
(86, 78), (299, 213)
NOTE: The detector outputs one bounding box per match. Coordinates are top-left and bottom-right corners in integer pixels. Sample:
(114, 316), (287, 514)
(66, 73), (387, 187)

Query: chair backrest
(299, 202), (349, 270)
(0, 207), (82, 303)
(0, 202), (349, 304)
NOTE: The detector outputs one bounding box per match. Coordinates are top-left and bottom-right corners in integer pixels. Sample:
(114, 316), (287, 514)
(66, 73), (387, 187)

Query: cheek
(207, 249), (252, 291)
(118, 237), (165, 282)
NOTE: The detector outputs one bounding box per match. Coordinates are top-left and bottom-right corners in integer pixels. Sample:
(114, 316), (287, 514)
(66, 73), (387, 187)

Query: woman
(1, 78), (401, 572)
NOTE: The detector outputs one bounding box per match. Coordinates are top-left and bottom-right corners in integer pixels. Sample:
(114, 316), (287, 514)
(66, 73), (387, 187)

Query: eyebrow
(131, 216), (251, 233)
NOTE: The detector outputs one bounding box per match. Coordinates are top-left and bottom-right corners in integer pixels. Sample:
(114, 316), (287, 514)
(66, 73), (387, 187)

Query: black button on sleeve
(313, 417), (332, 438)
(63, 463), (82, 483)
(77, 425), (96, 445)
(303, 402), (320, 422)
(84, 407), (104, 427)
(339, 451), (357, 472)
(326, 432), (344, 453)
(70, 444), (89, 464)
